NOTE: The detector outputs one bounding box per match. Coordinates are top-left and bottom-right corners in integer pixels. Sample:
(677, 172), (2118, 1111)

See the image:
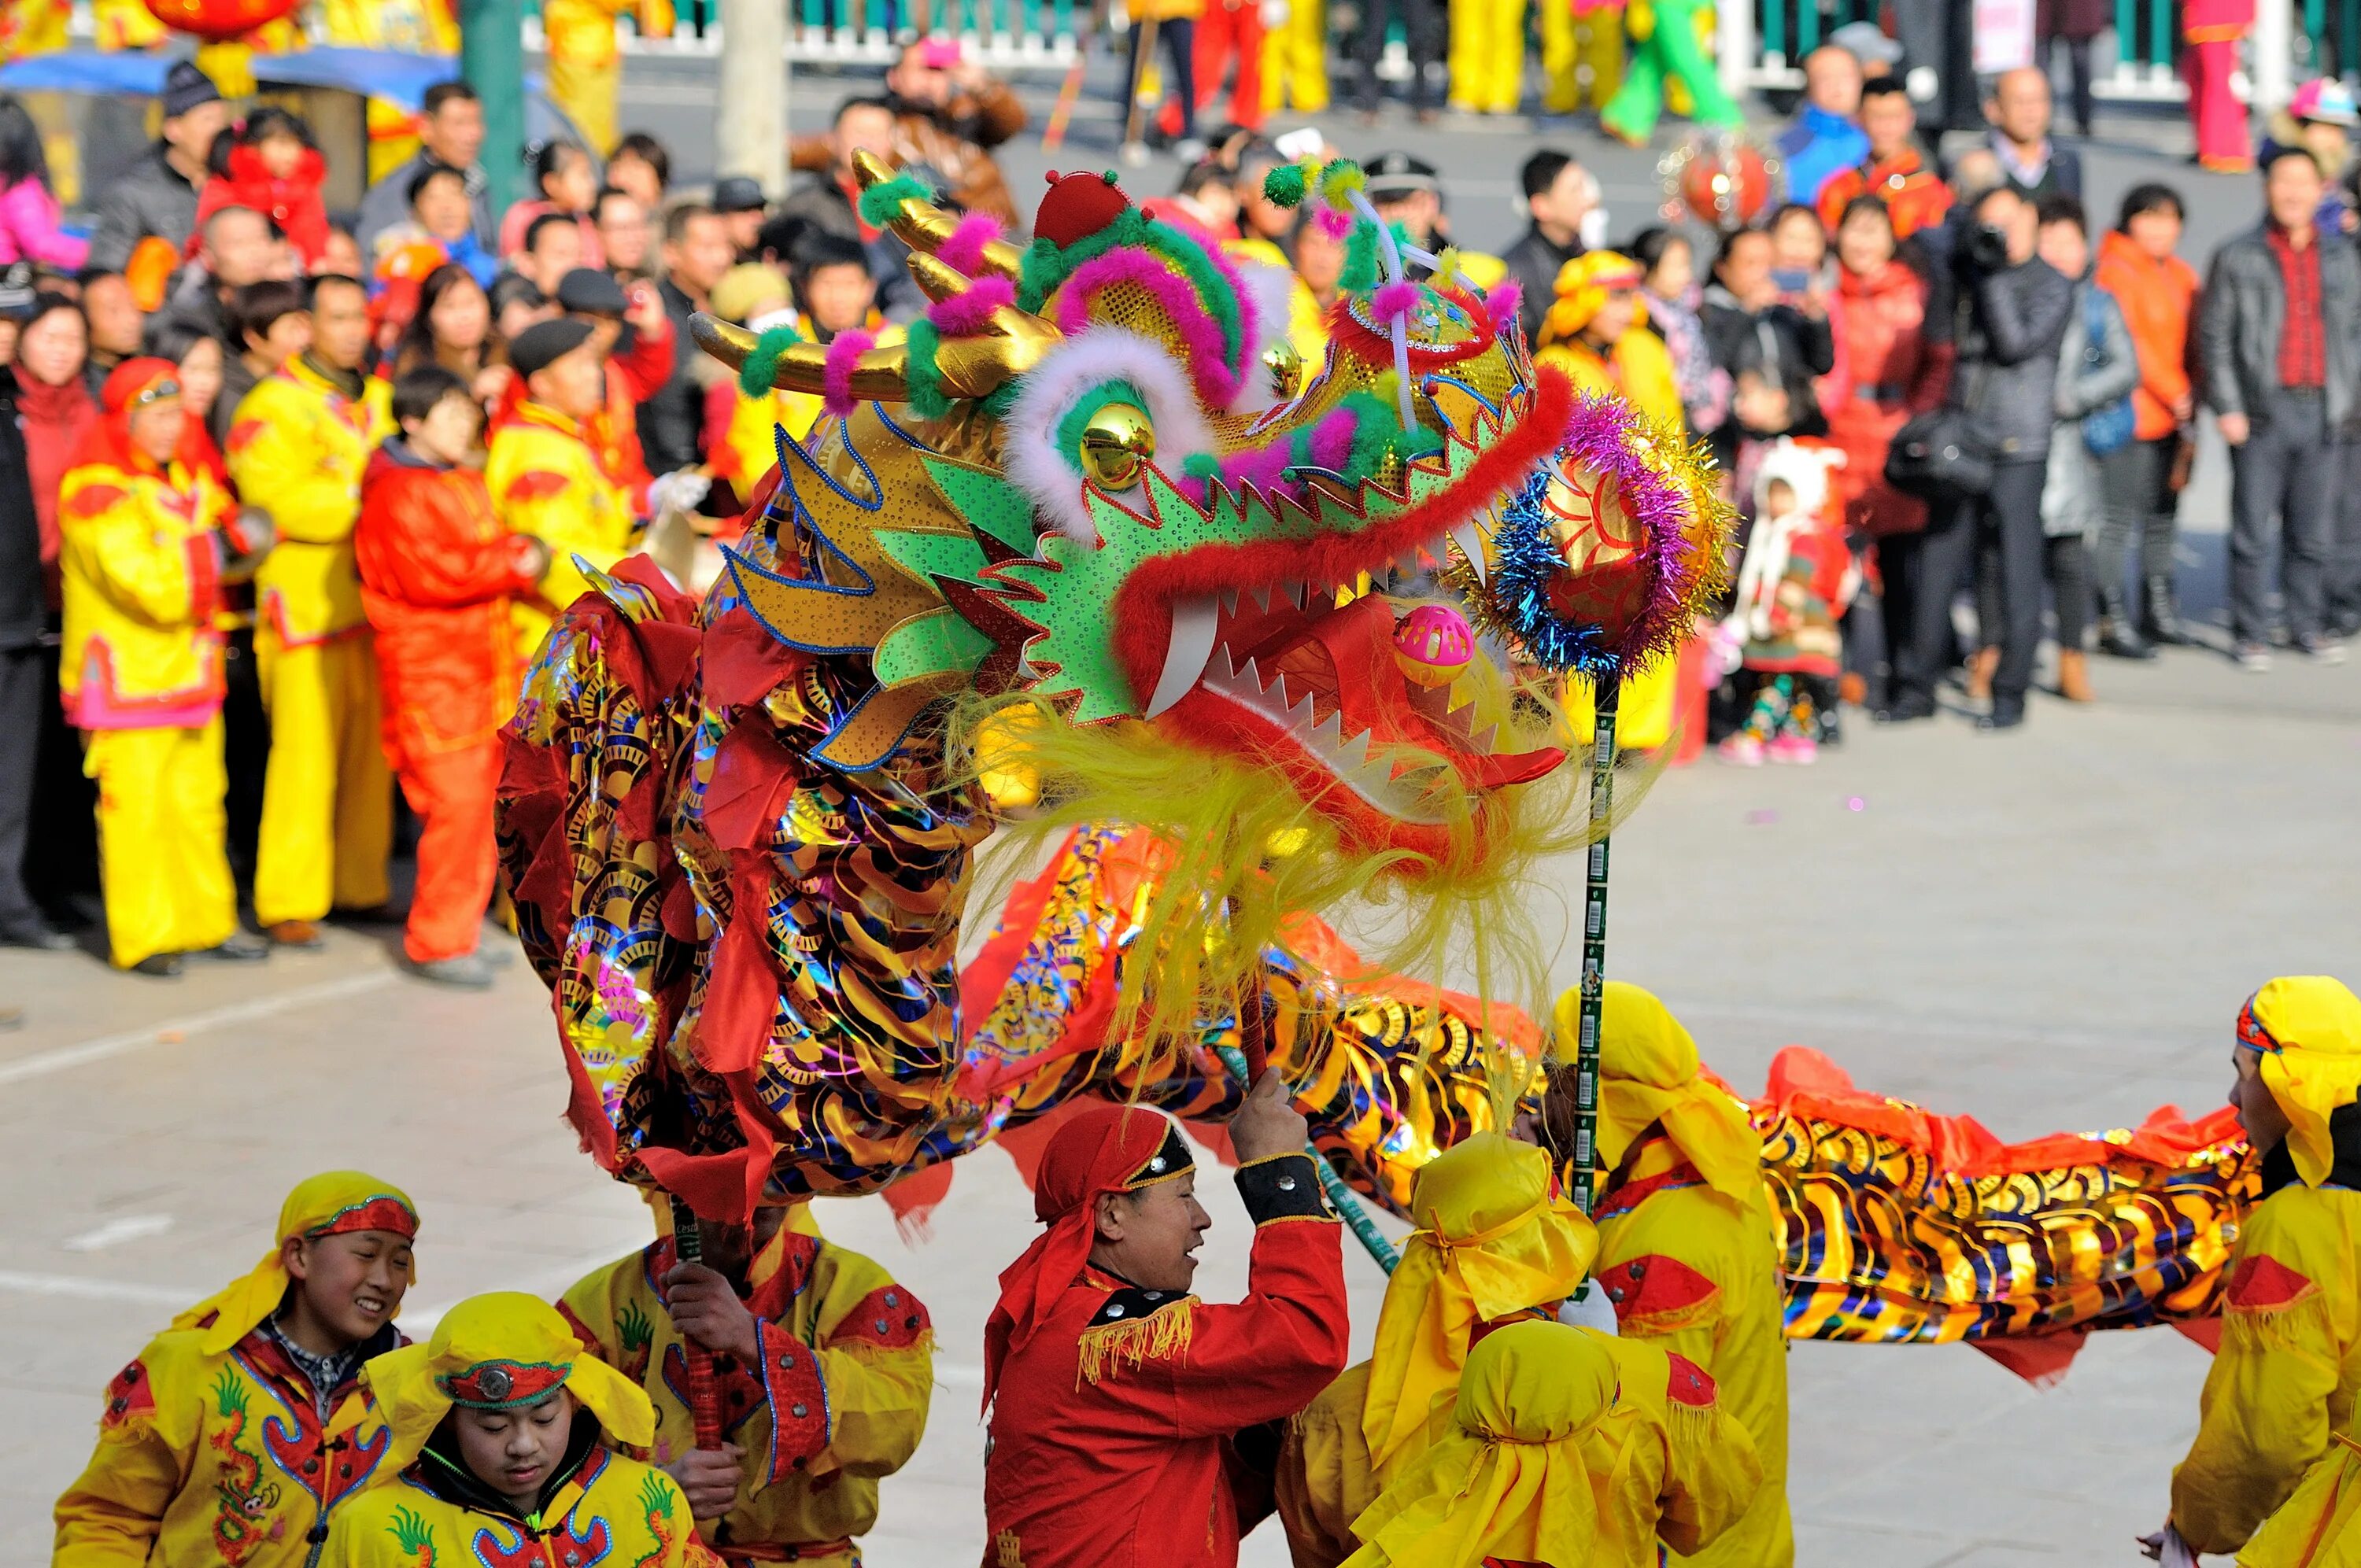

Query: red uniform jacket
(983, 1153), (1350, 1568)
(193, 144), (333, 269)
(353, 441), (534, 763)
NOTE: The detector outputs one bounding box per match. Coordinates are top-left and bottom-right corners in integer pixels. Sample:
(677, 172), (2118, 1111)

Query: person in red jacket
(191, 108), (332, 272)
(353, 365), (547, 987)
(982, 1078), (1350, 1568)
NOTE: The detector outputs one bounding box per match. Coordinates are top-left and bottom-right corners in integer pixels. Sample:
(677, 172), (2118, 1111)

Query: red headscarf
(981, 1104), (1194, 1411)
(76, 357), (184, 475)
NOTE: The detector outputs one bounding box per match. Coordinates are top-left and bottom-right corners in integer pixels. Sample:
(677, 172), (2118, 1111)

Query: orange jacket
(1816, 150), (1954, 242)
(2094, 229), (2201, 441)
(354, 441), (534, 761)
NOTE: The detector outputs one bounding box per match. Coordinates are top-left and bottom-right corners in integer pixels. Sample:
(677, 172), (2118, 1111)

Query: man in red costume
(982, 1074), (1349, 1568)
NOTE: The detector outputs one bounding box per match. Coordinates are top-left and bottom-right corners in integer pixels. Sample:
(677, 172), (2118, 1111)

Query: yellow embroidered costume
(487, 400), (640, 654)
(1338, 1319), (1759, 1568)
(321, 1293), (715, 1568)
(1573, 980), (1793, 1568)
(556, 1214), (933, 1565)
(1276, 1132), (1596, 1566)
(226, 356), (397, 933)
(54, 1172), (419, 1567)
(2170, 978), (2361, 1564)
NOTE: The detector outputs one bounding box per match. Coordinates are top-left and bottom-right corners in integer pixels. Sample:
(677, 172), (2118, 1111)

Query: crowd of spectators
(0, 25), (2354, 976)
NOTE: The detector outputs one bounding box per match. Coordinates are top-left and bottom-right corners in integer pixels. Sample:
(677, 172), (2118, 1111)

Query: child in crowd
(1717, 437), (1855, 765)
(1537, 251), (1683, 427)
(54, 1172), (419, 1562)
(321, 1293), (713, 1568)
(386, 164), (499, 286)
(497, 138), (604, 264)
(512, 208), (587, 292)
(194, 107), (332, 271)
(1768, 201), (1832, 296)
(355, 366), (549, 988)
(792, 231), (886, 345)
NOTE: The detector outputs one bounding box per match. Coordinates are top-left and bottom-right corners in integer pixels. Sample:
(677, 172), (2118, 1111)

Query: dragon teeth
(1450, 521), (1489, 586)
(1144, 596), (1221, 718)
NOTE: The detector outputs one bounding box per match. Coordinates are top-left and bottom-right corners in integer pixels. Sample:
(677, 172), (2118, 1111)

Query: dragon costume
(495, 155), (2255, 1370)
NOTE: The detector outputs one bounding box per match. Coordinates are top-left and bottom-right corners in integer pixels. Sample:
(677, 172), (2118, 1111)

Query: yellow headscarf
(1361, 1133), (1598, 1475)
(2241, 976), (2361, 1188)
(1539, 251), (1648, 351)
(170, 1171), (420, 1356)
(1557, 982), (1761, 1204)
(1343, 1319), (1617, 1568)
(361, 1293), (656, 1477)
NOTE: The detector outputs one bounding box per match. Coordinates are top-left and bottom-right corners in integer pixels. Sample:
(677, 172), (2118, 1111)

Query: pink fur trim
(1373, 280), (1421, 320)
(1055, 249), (1243, 406)
(1486, 279), (1523, 334)
(822, 328), (877, 417)
(1315, 207), (1353, 240)
(927, 275), (1016, 335)
(937, 212), (1004, 275)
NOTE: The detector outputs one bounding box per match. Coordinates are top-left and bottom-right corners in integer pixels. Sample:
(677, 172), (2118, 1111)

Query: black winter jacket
(1948, 253), (2074, 462)
(0, 367), (44, 651)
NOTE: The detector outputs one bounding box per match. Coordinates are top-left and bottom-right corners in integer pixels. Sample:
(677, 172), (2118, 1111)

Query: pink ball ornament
(1392, 604), (1474, 688)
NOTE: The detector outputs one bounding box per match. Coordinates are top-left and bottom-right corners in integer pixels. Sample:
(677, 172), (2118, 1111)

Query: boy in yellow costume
(555, 1203), (932, 1563)
(489, 318), (641, 654)
(2145, 978), (2361, 1568)
(55, 1171), (419, 1565)
(1337, 1319), (1758, 1567)
(1546, 980), (1794, 1568)
(227, 275), (397, 950)
(323, 1293), (714, 1568)
(59, 359), (271, 975)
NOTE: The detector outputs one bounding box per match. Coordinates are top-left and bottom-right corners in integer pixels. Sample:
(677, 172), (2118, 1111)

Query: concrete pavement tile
(1794, 1517), (1964, 1568)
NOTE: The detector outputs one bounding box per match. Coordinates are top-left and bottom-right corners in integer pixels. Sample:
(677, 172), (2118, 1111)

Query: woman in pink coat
(2183, 0), (2256, 171)
(0, 97), (87, 271)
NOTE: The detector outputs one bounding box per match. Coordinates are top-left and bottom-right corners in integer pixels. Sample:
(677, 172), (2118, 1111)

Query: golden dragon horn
(852, 149), (1026, 282)
(690, 301), (1062, 405)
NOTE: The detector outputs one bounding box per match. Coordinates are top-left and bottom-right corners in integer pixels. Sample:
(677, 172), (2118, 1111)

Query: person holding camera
(1886, 184), (2072, 729)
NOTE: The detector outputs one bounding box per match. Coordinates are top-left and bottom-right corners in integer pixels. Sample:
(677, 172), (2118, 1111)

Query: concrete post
(460, 0), (528, 216)
(1716, 0), (1753, 100)
(718, 0), (790, 198)
(2253, 0), (2292, 115)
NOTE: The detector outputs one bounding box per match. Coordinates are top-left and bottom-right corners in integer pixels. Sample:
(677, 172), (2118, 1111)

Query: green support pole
(460, 0), (527, 218)
(2149, 0), (2169, 76)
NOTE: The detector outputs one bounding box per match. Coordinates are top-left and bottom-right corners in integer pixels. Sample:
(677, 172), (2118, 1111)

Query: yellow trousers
(1449, 0), (1528, 112)
(1543, 4), (1624, 113)
(253, 632), (393, 928)
(1564, 646), (1682, 751)
(87, 721), (238, 968)
(549, 50), (622, 156)
(1259, 0), (1331, 113)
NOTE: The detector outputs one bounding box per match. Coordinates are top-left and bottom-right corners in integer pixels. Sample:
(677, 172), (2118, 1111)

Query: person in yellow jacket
(1259, 0), (1329, 115)
(54, 1171), (420, 1566)
(556, 1203), (932, 1562)
(1337, 1318), (1760, 1568)
(490, 318), (641, 656)
(1276, 1132), (1597, 1566)
(1543, 980), (1794, 1568)
(1541, 253), (1690, 755)
(58, 358), (271, 975)
(543, 0), (671, 155)
(227, 275), (397, 950)
(321, 1293), (713, 1568)
(2142, 978), (2361, 1568)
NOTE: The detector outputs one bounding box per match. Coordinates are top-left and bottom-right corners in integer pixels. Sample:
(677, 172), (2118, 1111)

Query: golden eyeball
(1077, 401), (1155, 489)
(1262, 338), (1304, 399)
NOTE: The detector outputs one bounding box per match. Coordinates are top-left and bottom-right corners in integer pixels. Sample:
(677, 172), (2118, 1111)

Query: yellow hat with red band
(2241, 976), (2361, 1188)
(172, 1171), (419, 1356)
(1539, 250), (1648, 349)
(362, 1293), (656, 1476)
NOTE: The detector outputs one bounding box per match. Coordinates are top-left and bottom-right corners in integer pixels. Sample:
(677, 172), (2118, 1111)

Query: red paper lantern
(142, 0), (302, 42)
(1661, 134), (1777, 233)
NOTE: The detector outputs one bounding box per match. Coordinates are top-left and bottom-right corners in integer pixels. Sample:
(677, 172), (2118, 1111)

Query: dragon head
(696, 156), (1727, 869)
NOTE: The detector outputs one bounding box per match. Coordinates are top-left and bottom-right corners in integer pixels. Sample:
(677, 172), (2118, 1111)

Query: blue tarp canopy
(0, 47), (470, 111)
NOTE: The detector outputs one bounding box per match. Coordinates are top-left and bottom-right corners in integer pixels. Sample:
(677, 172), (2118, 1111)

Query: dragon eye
(1077, 401), (1155, 490)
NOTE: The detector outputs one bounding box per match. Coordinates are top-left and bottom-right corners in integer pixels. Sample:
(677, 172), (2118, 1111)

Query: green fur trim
(1181, 452), (1222, 481)
(1341, 221), (1380, 292)
(980, 383), (1019, 420)
(739, 322), (803, 397)
(1262, 162), (1309, 209)
(1017, 208), (1243, 371)
(856, 172), (934, 226)
(903, 318), (950, 419)
(1053, 380), (1151, 478)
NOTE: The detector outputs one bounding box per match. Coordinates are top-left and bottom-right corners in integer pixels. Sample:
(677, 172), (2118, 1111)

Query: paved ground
(7, 57), (2357, 1568)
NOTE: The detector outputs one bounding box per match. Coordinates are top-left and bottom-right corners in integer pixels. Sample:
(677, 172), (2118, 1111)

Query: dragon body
(496, 156), (2253, 1355)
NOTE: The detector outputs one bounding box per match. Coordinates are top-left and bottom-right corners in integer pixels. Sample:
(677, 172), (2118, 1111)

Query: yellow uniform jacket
(321, 1444), (714, 1568)
(1539, 329), (1686, 430)
(2174, 1182), (2361, 1562)
(487, 402), (640, 654)
(1275, 1331), (1758, 1568)
(227, 359), (394, 647)
(556, 1230), (933, 1560)
(1594, 1139), (1794, 1568)
(57, 454), (228, 729)
(54, 1326), (395, 1567)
